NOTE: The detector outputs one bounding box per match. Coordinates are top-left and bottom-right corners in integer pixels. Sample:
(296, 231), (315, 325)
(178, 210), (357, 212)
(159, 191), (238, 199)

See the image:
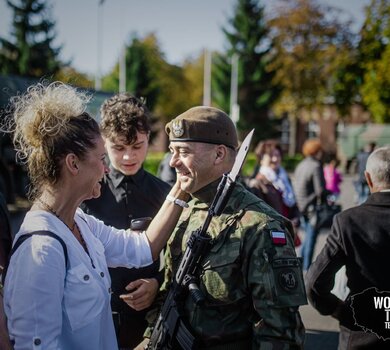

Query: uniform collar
(109, 166), (145, 188)
(191, 178), (222, 208)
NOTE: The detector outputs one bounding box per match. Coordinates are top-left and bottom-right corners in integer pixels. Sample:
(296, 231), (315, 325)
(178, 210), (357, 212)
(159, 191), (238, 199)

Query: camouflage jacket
(149, 181), (307, 349)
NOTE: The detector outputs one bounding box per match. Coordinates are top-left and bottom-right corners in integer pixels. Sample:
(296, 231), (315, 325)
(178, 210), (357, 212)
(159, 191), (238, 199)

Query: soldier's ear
(214, 145), (227, 165)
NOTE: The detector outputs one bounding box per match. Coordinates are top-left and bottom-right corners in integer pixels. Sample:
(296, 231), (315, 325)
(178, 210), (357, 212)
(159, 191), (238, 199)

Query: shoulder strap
(2, 230), (68, 285)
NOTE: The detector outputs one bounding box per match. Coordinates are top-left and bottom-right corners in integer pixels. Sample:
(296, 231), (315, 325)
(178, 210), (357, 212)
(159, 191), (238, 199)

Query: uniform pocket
(64, 263), (105, 331)
(202, 241), (241, 301)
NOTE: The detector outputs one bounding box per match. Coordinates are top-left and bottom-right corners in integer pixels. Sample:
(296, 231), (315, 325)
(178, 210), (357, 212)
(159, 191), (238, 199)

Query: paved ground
(9, 174), (359, 350)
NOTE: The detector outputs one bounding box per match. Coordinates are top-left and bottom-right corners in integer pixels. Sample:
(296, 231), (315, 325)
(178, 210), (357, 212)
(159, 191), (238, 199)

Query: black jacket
(307, 191), (390, 332)
(82, 167), (171, 317)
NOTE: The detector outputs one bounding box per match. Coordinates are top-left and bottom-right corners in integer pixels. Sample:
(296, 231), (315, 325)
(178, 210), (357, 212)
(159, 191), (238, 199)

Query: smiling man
(81, 93), (170, 349)
(139, 106), (307, 349)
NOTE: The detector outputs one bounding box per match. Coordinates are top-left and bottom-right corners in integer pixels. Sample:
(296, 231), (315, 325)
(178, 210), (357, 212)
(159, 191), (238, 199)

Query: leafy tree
(358, 0), (390, 123)
(268, 0), (355, 153)
(54, 66), (93, 89)
(102, 33), (160, 110)
(154, 53), (205, 125)
(0, 0), (62, 78)
(269, 0), (355, 113)
(102, 33), (204, 125)
(212, 0), (280, 142)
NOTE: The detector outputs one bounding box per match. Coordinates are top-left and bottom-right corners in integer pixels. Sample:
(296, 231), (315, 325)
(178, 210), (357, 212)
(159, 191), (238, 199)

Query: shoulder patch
(278, 269), (298, 291)
(270, 231), (287, 245)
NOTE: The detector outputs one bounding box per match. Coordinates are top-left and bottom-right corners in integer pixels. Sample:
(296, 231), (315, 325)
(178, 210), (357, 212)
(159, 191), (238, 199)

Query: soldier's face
(169, 142), (217, 194)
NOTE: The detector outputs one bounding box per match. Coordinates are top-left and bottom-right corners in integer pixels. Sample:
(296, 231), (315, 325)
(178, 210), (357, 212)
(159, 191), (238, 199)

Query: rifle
(148, 130), (254, 350)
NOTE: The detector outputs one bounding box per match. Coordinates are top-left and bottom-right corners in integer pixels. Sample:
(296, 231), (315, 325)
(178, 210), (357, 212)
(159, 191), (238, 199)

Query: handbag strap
(2, 230), (68, 284)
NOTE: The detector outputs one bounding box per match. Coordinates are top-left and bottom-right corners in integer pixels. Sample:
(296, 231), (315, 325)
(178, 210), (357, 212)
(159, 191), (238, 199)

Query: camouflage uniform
(155, 180), (306, 349)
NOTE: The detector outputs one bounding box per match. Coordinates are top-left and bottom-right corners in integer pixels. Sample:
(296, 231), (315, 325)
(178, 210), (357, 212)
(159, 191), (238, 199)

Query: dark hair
(254, 139), (282, 162)
(100, 93), (151, 144)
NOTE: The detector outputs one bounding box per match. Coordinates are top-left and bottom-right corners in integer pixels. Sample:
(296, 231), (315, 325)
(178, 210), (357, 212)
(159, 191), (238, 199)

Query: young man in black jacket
(82, 94), (170, 349)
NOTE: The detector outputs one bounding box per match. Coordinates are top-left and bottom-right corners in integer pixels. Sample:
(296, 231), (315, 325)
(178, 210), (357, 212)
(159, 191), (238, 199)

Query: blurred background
(0, 0), (389, 206)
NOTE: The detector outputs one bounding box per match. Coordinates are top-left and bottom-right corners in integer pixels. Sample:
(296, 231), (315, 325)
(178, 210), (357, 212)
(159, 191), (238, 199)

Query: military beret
(165, 106), (238, 149)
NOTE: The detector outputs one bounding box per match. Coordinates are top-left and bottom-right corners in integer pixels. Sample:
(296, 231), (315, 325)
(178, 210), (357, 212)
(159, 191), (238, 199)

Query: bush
(144, 152), (165, 175)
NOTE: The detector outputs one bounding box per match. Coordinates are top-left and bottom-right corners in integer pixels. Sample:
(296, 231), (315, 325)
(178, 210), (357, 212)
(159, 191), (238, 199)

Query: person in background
(157, 152), (176, 186)
(355, 142), (376, 204)
(81, 93), (170, 349)
(2, 82), (188, 350)
(256, 140), (300, 227)
(294, 138), (327, 271)
(247, 140), (301, 247)
(323, 155), (343, 202)
(306, 146), (390, 349)
(138, 106), (306, 349)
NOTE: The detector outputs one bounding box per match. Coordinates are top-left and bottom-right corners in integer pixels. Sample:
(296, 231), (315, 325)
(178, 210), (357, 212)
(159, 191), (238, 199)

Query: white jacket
(4, 208), (152, 350)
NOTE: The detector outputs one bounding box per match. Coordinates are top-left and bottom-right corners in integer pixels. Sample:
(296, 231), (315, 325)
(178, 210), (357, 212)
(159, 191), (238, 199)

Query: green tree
(155, 54), (204, 124)
(358, 0), (390, 123)
(102, 33), (160, 110)
(0, 0), (62, 78)
(212, 0), (280, 142)
(54, 66), (94, 89)
(269, 0), (355, 153)
(102, 33), (204, 126)
(269, 0), (354, 112)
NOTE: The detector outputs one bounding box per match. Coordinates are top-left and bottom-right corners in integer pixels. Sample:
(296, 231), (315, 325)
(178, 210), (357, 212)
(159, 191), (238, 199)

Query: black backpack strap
(2, 230), (68, 284)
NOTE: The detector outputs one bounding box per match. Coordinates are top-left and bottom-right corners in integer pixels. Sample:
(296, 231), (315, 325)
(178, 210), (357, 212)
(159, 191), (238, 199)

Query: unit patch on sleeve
(278, 269), (298, 291)
(270, 231), (287, 245)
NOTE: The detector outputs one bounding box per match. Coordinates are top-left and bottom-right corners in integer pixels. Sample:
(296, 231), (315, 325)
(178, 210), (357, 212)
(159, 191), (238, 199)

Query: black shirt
(81, 166), (171, 318)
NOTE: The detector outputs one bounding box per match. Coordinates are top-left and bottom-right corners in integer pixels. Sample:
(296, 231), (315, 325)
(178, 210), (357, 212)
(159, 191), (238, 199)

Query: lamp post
(95, 0), (105, 91)
(230, 53), (239, 126)
(203, 49), (211, 106)
(119, 45), (126, 93)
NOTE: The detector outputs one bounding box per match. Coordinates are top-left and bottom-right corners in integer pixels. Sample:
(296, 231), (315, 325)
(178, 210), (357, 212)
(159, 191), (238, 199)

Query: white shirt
(4, 208), (152, 350)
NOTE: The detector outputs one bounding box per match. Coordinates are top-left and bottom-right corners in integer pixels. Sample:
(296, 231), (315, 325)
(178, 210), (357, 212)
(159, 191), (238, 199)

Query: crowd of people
(0, 80), (388, 350)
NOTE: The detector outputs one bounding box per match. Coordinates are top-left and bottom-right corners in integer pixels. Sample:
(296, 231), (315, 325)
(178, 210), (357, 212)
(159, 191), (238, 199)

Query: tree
(0, 0), (62, 78)
(358, 0), (390, 123)
(269, 0), (355, 111)
(269, 0), (355, 152)
(54, 66), (94, 89)
(102, 33), (204, 125)
(212, 0), (280, 142)
(102, 33), (160, 110)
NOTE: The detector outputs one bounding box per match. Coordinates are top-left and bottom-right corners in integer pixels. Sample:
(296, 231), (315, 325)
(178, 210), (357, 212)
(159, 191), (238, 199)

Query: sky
(0, 0), (370, 77)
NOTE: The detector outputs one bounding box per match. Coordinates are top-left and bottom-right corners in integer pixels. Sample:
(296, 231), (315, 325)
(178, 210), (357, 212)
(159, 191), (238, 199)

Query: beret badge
(172, 120), (184, 138)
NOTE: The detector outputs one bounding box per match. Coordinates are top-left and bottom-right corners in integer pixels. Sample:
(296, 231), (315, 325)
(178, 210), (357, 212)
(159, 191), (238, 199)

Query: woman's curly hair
(3, 81), (100, 199)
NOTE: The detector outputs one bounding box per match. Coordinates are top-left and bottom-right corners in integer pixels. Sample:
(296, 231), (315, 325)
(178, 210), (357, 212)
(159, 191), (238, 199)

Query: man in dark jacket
(306, 146), (390, 349)
(82, 93), (170, 349)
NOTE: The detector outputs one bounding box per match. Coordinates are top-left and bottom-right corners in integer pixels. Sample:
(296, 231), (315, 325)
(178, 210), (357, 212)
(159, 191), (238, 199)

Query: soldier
(138, 106), (307, 349)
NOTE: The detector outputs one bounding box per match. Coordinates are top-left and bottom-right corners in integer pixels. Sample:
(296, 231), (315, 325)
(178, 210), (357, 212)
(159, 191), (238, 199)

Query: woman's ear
(65, 154), (79, 175)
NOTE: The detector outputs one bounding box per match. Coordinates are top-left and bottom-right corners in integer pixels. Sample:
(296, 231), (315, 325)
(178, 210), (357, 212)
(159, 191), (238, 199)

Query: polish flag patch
(271, 231), (287, 245)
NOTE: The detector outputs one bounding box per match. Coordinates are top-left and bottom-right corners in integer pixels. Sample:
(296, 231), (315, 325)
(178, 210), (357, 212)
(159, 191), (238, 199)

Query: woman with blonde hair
(2, 82), (188, 349)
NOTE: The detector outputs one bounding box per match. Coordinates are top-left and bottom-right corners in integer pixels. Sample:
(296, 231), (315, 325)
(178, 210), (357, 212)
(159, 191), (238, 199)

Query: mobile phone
(130, 217), (152, 231)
